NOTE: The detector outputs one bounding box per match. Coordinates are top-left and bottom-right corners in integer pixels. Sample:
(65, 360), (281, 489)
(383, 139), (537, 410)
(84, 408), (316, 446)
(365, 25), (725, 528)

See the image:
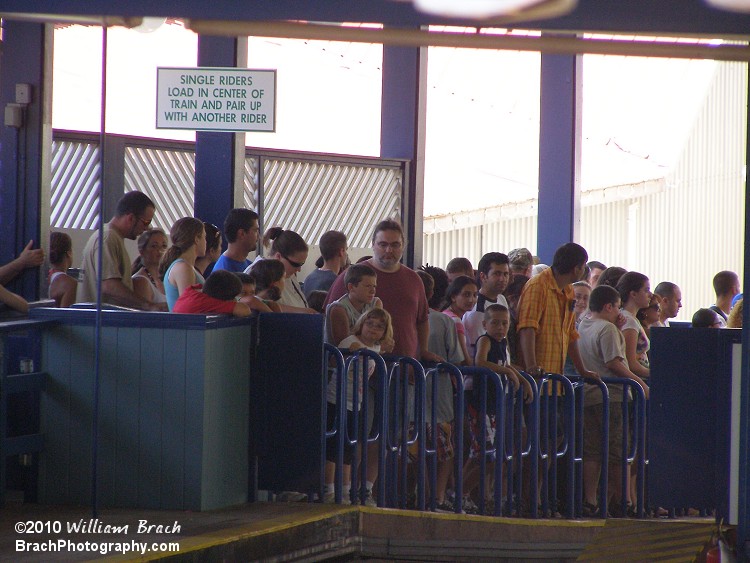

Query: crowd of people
(0, 191), (745, 517)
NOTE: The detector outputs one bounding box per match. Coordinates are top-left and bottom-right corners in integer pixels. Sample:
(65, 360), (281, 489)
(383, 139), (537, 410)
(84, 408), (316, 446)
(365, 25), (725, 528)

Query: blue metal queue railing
(321, 352), (648, 520)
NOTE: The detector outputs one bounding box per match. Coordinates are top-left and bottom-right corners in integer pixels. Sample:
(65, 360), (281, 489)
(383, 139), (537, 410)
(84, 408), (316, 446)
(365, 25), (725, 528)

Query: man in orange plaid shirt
(517, 242), (598, 515)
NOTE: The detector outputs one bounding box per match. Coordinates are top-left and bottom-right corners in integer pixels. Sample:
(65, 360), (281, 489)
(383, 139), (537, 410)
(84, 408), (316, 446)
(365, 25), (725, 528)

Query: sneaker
(581, 501), (600, 518)
(435, 497), (456, 513)
(323, 491), (351, 505)
(276, 491), (308, 502)
(362, 490), (378, 507)
(406, 491), (417, 510)
(609, 501), (636, 518)
(461, 495), (479, 515)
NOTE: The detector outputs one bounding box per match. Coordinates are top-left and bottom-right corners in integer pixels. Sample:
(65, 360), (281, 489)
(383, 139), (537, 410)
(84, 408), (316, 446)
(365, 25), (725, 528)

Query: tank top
(165, 259), (205, 312)
(324, 294), (377, 345)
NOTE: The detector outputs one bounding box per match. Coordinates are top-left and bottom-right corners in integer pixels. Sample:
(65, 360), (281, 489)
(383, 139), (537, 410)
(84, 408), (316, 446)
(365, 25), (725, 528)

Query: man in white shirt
(462, 252), (510, 359)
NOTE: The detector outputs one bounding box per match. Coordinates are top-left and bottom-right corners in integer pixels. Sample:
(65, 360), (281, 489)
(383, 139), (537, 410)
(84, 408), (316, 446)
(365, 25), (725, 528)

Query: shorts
(407, 421), (455, 463)
(583, 404), (624, 463)
(536, 395), (566, 452)
(325, 403), (358, 465)
(467, 404), (497, 461)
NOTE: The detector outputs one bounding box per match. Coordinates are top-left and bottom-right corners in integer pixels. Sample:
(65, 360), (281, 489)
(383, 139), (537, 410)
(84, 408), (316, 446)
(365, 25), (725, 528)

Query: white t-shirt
(578, 316), (629, 405)
(326, 335), (381, 411)
(462, 293), (509, 359)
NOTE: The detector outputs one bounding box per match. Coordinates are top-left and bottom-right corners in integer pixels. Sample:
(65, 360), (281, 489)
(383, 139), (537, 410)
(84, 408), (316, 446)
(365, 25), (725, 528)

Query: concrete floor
(0, 500), (717, 562)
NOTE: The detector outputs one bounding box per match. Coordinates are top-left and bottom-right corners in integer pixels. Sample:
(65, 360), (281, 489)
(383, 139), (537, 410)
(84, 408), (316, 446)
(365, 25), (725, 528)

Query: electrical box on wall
(4, 104), (23, 128)
(15, 83), (31, 105)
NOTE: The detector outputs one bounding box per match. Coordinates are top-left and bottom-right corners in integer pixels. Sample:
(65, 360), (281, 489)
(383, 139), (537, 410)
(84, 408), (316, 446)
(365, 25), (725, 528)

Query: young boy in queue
(465, 304), (532, 513)
(325, 263), (390, 505)
(174, 270), (258, 316)
(325, 264), (384, 347)
(236, 271), (280, 312)
(577, 284), (649, 517)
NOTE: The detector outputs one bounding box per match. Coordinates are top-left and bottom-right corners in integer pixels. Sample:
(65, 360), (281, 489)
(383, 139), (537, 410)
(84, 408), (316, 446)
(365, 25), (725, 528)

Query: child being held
(249, 259), (287, 305)
(324, 307), (393, 504)
(236, 272), (279, 312)
(173, 270), (257, 316)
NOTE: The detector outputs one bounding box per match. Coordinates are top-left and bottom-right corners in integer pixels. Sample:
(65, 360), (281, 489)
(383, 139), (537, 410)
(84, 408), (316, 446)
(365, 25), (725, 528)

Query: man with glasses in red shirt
(324, 219), (443, 505)
(325, 219), (442, 362)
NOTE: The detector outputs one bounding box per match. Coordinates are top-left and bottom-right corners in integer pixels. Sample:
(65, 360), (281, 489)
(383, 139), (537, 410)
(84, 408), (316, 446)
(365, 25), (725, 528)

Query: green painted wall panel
(38, 318), (251, 511)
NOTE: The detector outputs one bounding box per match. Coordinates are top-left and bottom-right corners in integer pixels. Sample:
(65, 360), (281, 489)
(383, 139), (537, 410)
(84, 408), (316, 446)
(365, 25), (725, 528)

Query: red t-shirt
(173, 284), (237, 315)
(324, 262), (428, 357)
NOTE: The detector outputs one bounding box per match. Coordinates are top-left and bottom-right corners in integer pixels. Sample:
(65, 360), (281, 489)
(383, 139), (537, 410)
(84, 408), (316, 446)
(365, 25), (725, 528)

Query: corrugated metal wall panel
(243, 156), (259, 211)
(423, 61), (746, 320)
(580, 199), (630, 268)
(124, 146), (195, 231)
(51, 135), (403, 256)
(262, 158), (401, 249)
(633, 61), (747, 317)
(422, 214), (537, 268)
(51, 140), (101, 229)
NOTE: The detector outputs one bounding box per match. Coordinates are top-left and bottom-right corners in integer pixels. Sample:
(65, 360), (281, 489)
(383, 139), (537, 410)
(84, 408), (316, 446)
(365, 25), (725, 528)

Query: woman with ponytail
(160, 217), (207, 311)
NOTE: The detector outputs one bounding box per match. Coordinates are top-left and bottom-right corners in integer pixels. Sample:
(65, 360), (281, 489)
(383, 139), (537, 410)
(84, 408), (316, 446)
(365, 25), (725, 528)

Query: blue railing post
(434, 363), (465, 514)
(356, 349), (388, 507)
(424, 364), (440, 512)
(623, 378), (646, 518)
(583, 376), (610, 518)
(518, 371), (539, 518)
(324, 347), (387, 506)
(388, 356), (426, 511)
(539, 373), (576, 518)
(459, 367), (506, 516)
(322, 344), (344, 504)
(571, 375), (586, 518)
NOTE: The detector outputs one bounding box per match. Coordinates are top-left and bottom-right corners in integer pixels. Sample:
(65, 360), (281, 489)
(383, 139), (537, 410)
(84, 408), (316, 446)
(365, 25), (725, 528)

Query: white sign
(156, 67), (276, 132)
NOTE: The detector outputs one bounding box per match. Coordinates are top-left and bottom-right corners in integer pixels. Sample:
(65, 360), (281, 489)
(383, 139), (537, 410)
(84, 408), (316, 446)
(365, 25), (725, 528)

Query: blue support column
(194, 35), (248, 231)
(536, 51), (582, 264)
(380, 40), (427, 268)
(0, 22), (50, 299)
(738, 63), (750, 560)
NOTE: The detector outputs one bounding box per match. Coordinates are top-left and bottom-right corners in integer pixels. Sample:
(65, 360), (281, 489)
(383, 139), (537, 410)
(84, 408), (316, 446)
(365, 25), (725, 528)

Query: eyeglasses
(282, 254), (305, 269)
(136, 216), (152, 227)
(376, 241), (403, 250)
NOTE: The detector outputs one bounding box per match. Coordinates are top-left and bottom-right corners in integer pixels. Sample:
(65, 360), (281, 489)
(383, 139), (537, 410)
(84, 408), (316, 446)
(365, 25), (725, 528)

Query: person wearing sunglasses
(246, 227), (316, 314)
